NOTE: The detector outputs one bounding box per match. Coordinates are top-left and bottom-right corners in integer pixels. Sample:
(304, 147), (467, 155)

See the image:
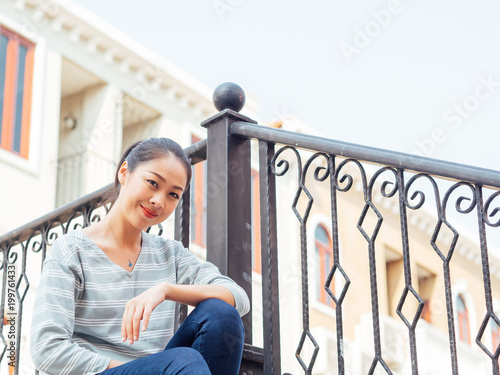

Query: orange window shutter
(1, 36), (17, 151)
(0, 27), (34, 158)
(252, 172), (261, 274)
(191, 135), (205, 246)
(194, 163), (204, 244)
(19, 43), (34, 159)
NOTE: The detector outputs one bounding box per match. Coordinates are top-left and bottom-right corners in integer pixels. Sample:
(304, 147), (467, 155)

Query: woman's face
(116, 155), (188, 230)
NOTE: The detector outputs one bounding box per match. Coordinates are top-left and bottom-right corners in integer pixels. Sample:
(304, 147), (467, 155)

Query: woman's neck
(103, 210), (142, 250)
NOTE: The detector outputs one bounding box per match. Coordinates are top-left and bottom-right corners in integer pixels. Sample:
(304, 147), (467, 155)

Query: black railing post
(173, 188), (191, 330)
(259, 140), (282, 374)
(201, 83), (256, 344)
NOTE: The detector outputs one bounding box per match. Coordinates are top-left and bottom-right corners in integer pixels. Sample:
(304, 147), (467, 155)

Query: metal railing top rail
(230, 121), (500, 189)
(0, 183), (114, 245)
(185, 138), (207, 164)
(0, 139), (208, 246)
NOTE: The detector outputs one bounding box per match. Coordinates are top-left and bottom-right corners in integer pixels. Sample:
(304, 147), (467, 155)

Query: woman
(30, 138), (249, 375)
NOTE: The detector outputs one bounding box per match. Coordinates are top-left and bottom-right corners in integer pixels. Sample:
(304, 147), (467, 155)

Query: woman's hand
(121, 282), (170, 345)
(121, 283), (234, 344)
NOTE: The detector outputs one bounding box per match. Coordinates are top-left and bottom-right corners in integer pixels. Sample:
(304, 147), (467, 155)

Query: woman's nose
(150, 195), (164, 209)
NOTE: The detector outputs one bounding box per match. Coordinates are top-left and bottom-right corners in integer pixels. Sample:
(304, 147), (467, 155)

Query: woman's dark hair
(113, 137), (192, 198)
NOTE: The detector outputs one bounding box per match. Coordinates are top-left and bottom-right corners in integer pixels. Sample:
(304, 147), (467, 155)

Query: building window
(251, 170), (261, 273)
(420, 299), (432, 323)
(385, 256), (403, 318)
(491, 318), (500, 351)
(417, 266), (436, 323)
(315, 224), (334, 307)
(190, 135), (206, 247)
(457, 294), (470, 344)
(0, 27), (34, 159)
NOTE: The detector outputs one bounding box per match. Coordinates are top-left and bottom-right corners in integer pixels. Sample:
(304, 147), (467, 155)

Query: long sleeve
(173, 244), (250, 317)
(30, 241), (109, 375)
(30, 231), (251, 374)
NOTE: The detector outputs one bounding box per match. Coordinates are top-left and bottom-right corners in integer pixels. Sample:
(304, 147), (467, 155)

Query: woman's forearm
(164, 283), (235, 307)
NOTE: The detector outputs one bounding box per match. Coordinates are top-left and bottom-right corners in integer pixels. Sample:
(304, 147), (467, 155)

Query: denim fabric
(98, 299), (245, 375)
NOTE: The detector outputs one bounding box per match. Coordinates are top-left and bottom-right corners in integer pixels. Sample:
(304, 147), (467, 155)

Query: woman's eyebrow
(149, 171), (165, 182)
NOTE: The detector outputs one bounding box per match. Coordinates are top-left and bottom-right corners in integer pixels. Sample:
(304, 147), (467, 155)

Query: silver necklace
(107, 222), (140, 268)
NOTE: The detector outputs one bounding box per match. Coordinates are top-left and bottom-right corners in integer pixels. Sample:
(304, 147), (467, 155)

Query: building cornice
(11, 0), (216, 117)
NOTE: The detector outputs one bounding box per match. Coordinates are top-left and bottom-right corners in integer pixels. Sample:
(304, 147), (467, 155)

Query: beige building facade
(0, 1), (499, 375)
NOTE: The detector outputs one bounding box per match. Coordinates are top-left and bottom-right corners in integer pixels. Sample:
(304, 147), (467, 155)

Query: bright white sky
(77, 0), (500, 171)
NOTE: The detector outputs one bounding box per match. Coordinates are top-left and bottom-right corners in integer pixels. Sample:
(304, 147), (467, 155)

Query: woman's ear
(118, 161), (128, 185)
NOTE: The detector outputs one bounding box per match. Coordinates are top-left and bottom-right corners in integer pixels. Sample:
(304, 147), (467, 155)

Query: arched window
(457, 294), (470, 344)
(315, 224), (334, 307)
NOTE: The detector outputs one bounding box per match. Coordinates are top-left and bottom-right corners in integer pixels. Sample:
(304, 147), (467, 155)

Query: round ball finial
(213, 82), (245, 112)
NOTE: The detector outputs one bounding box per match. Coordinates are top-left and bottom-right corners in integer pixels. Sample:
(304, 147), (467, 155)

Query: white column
(58, 84), (123, 205)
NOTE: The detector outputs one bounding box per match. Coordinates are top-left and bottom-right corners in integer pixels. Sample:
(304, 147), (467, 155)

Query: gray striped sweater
(30, 230), (250, 375)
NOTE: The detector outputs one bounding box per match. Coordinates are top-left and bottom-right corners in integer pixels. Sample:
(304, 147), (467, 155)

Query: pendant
(128, 261), (133, 267)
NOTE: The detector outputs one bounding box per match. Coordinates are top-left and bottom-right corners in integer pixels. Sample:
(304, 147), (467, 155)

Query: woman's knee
(162, 347), (210, 374)
(198, 298), (244, 336)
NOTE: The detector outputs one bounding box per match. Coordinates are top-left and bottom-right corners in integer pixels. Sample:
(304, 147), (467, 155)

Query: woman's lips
(141, 205), (158, 218)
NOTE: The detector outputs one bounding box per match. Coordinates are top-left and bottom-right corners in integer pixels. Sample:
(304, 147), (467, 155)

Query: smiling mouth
(141, 205), (158, 218)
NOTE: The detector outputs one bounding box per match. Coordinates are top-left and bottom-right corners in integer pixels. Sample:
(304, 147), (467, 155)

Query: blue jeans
(99, 299), (245, 375)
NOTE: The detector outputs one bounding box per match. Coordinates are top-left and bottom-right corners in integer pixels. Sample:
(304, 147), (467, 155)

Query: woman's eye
(170, 192), (180, 200)
(147, 179), (158, 188)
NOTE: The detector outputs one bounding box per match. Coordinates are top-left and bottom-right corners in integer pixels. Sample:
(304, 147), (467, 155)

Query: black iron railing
(1, 83), (500, 375)
(232, 120), (500, 375)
